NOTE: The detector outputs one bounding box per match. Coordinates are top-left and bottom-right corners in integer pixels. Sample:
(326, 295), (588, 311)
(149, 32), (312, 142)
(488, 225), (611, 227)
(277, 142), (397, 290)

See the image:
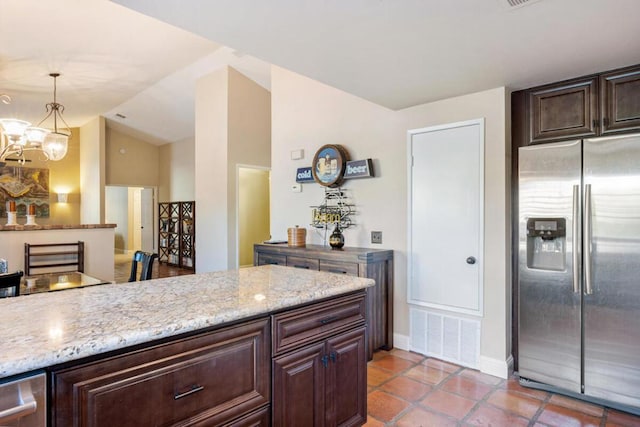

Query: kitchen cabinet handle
(584, 184), (593, 295)
(572, 185), (580, 294)
(174, 384), (204, 400)
(321, 355), (329, 368)
(328, 269), (347, 274)
(319, 316), (338, 325)
(330, 351), (337, 363)
(0, 401), (37, 422)
(293, 264), (310, 269)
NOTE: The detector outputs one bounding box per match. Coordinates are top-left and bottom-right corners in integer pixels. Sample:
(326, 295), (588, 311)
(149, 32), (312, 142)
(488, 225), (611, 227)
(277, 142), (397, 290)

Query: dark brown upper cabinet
(600, 65), (640, 134)
(529, 77), (599, 144)
(514, 63), (640, 147)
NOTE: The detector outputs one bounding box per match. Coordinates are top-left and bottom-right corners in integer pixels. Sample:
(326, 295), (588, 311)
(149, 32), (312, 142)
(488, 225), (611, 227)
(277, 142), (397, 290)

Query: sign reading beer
(295, 144), (374, 184)
(344, 159), (373, 179)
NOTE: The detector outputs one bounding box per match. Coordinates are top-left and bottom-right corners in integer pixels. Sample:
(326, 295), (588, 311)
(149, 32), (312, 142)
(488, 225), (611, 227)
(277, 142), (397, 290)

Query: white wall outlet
(291, 184), (302, 193)
(290, 149), (304, 160)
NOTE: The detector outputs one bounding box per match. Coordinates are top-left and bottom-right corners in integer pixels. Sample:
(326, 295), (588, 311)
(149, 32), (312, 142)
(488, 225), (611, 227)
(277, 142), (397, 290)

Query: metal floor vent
(410, 307), (480, 369)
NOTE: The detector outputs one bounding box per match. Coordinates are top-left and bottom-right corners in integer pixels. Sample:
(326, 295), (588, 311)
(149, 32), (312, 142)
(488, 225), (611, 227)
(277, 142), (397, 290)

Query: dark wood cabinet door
(326, 327), (367, 427)
(528, 77), (598, 143)
(600, 65), (640, 134)
(272, 342), (326, 427)
(51, 319), (270, 427)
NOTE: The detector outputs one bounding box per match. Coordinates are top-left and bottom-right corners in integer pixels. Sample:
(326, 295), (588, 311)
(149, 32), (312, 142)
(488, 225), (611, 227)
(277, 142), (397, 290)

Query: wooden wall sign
(295, 144), (375, 185)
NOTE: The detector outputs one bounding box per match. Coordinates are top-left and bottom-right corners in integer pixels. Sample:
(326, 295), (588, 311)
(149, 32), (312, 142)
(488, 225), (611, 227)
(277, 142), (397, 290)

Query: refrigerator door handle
(584, 183), (593, 295)
(572, 184), (580, 294)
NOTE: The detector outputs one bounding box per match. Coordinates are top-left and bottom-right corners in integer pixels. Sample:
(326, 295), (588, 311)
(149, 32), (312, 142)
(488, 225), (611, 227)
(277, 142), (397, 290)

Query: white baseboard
(393, 333), (410, 351)
(479, 354), (513, 379)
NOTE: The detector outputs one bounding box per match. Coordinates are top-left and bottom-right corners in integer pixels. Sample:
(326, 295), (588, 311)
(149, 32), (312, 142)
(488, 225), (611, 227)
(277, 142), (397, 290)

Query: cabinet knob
(466, 256), (476, 265)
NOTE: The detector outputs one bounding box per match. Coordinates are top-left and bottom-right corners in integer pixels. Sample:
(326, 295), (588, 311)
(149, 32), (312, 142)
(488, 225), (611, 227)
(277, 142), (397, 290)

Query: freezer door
(518, 140), (582, 392)
(584, 135), (640, 408)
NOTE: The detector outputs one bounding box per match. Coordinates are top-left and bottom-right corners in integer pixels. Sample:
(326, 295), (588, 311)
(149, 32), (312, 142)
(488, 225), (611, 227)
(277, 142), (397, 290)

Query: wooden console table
(254, 243), (393, 358)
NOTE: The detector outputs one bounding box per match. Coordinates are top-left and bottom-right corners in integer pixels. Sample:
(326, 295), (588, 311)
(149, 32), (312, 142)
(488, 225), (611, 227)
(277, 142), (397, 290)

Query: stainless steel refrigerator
(518, 133), (640, 414)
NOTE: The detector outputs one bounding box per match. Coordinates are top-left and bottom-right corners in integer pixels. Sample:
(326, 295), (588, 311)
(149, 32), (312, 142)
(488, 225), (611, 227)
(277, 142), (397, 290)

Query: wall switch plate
(371, 231), (382, 244)
(290, 149), (304, 160)
(291, 184), (302, 193)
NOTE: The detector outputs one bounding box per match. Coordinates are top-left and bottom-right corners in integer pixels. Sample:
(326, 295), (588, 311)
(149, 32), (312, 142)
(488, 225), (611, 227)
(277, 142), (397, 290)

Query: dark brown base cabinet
(254, 244), (393, 360)
(272, 293), (367, 427)
(48, 290), (369, 427)
(51, 319), (271, 427)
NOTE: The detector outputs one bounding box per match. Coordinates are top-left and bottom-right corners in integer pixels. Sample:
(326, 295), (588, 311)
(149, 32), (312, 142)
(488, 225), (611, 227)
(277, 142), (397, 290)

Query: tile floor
(365, 349), (640, 427)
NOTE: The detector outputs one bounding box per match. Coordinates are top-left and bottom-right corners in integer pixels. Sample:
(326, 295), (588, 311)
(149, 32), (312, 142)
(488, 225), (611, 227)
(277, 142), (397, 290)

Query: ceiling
(2, 0), (640, 145)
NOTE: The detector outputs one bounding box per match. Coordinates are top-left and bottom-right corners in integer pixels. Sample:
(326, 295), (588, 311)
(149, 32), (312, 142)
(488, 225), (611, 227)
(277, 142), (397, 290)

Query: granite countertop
(0, 223), (116, 231)
(0, 265), (374, 379)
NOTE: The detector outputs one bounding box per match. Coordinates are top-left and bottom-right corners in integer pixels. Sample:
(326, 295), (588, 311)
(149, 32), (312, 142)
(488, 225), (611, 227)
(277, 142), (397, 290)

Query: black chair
(0, 271), (24, 297)
(128, 251), (158, 282)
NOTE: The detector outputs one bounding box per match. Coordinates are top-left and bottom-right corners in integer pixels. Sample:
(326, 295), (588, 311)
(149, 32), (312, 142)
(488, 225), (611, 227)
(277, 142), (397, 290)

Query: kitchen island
(1, 265), (373, 426)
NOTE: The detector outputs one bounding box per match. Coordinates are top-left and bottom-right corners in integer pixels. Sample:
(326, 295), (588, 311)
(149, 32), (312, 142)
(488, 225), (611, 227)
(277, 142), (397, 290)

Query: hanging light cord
(37, 73), (71, 137)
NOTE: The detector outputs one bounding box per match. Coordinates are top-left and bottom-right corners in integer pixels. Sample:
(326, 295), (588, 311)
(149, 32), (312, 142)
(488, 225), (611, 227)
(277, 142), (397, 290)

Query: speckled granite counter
(0, 223), (116, 231)
(0, 265), (374, 379)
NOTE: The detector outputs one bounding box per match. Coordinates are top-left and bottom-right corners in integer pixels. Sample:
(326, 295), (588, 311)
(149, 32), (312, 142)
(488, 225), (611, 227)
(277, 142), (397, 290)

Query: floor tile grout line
(366, 351), (640, 426)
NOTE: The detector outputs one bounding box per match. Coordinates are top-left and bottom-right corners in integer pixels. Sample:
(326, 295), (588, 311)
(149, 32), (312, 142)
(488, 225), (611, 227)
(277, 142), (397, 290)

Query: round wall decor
(311, 144), (349, 187)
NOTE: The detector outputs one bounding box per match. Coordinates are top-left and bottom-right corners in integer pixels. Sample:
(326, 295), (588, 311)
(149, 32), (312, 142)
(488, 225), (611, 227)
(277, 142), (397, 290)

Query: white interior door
(408, 119), (484, 315)
(141, 188), (154, 252)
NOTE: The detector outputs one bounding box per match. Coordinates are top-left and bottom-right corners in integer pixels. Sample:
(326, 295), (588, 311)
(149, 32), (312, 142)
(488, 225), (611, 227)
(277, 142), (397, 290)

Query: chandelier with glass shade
(0, 73), (71, 166)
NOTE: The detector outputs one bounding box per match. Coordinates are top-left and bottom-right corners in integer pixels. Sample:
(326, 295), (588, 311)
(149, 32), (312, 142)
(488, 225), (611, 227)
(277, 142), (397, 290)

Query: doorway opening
(105, 186), (156, 257)
(237, 166), (271, 268)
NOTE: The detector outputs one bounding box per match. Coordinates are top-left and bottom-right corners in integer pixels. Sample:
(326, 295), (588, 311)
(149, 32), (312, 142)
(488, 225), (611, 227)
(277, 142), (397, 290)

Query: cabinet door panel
(326, 327), (367, 427)
(52, 319), (270, 427)
(272, 342), (326, 427)
(528, 78), (598, 143)
(601, 66), (640, 134)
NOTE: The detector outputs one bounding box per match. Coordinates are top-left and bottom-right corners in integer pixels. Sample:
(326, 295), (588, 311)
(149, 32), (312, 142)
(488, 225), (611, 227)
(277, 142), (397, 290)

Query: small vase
(26, 214), (37, 226)
(329, 223), (345, 249)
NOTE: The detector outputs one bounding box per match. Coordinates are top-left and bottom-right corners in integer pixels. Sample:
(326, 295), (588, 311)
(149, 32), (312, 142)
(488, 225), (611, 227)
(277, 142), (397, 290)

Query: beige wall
(195, 66), (271, 272)
(80, 116), (106, 224)
(159, 137), (195, 203)
(106, 127), (160, 187)
(195, 67), (229, 273)
(270, 66), (511, 376)
(17, 127), (82, 225)
(227, 68), (272, 268)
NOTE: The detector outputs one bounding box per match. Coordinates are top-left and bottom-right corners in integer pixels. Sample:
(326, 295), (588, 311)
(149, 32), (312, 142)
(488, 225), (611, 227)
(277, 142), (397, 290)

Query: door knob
(466, 256), (476, 265)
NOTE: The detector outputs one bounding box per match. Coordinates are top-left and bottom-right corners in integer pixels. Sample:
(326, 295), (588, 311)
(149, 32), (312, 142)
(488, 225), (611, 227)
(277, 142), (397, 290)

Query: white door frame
(407, 118), (485, 316)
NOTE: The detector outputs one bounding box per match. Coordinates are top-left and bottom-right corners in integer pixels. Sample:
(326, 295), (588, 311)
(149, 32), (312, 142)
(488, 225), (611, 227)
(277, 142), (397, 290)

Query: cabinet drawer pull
(293, 264), (310, 269)
(330, 351), (337, 363)
(319, 316), (338, 325)
(328, 269), (347, 274)
(174, 384), (204, 400)
(268, 261), (280, 265)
